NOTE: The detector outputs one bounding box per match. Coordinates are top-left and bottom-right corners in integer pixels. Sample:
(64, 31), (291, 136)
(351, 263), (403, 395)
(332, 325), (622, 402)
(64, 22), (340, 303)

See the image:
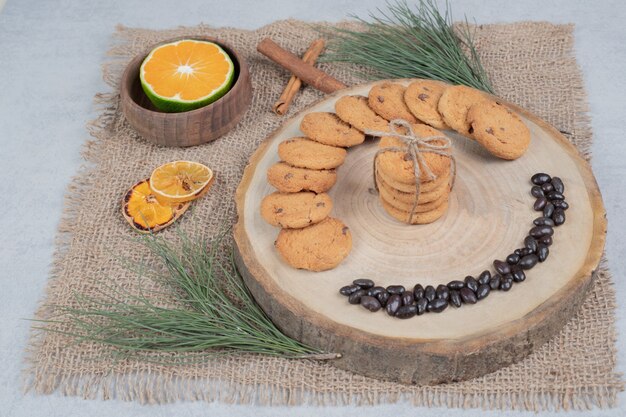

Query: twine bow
(366, 119), (456, 223)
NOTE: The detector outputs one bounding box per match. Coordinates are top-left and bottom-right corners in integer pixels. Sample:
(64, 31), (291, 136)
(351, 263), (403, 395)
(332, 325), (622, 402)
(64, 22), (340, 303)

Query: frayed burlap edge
(23, 20), (623, 410)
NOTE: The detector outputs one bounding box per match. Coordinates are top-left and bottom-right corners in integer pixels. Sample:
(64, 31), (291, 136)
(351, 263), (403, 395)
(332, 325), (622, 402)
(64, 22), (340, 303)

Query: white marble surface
(1, 0), (625, 416)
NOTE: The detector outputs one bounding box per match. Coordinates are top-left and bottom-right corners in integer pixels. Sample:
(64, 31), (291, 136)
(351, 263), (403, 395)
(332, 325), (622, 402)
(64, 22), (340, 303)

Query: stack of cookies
(374, 124), (453, 224)
(261, 113), (365, 271)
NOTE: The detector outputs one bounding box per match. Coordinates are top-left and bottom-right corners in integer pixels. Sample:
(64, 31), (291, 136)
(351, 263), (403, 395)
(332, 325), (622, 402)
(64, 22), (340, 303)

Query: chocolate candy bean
(541, 182), (554, 193)
(348, 289), (366, 304)
(447, 280), (465, 290)
(427, 298), (448, 313)
(506, 253), (520, 265)
(396, 305), (417, 319)
(531, 173), (551, 185)
(449, 290), (462, 307)
(460, 288), (477, 304)
(377, 291), (390, 306)
(489, 274), (501, 290)
(524, 236), (538, 252)
(401, 290), (415, 306)
(465, 276), (479, 292)
(553, 209), (566, 226)
(530, 225), (554, 238)
(531, 186), (544, 198)
(436, 284), (450, 300)
(413, 284), (424, 299)
(360, 296), (382, 312)
(551, 177), (564, 193)
(519, 254), (539, 270)
(424, 285), (436, 302)
(353, 278), (374, 289)
(340, 284), (360, 296)
(367, 286), (385, 297)
(512, 269), (526, 282)
(534, 197), (548, 211)
(494, 260), (511, 275)
(543, 202), (555, 218)
(519, 247), (534, 256)
(476, 284), (490, 300)
(416, 297), (428, 315)
(553, 200), (569, 210)
(547, 191), (564, 201)
(500, 276), (513, 291)
(537, 245), (549, 262)
(386, 285), (405, 295)
(538, 235), (553, 246)
(478, 270), (491, 285)
(385, 294), (401, 316)
(533, 216), (555, 227)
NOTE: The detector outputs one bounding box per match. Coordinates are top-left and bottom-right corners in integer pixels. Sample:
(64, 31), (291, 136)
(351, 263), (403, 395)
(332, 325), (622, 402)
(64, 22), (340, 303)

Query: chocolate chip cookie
(278, 137), (347, 170)
(275, 217), (352, 271)
(466, 100), (531, 160)
(300, 112), (365, 147)
(404, 79), (450, 129)
(261, 191), (333, 228)
(335, 95), (390, 133)
(368, 82), (418, 123)
(267, 162), (337, 193)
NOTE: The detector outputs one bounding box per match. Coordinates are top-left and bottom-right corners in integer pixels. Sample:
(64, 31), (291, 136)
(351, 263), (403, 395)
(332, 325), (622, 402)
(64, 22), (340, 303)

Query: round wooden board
(234, 80), (606, 385)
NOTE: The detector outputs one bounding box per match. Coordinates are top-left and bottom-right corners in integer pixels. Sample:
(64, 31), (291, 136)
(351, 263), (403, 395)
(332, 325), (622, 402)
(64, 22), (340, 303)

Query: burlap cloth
(25, 20), (623, 410)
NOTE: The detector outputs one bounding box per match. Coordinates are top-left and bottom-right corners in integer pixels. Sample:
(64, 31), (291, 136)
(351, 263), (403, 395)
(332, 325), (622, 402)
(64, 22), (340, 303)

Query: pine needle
(321, 0), (493, 93)
(35, 231), (335, 362)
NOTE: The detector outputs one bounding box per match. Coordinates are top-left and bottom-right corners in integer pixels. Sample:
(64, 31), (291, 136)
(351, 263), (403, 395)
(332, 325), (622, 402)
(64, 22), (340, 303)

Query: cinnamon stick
(257, 38), (347, 94)
(272, 39), (326, 115)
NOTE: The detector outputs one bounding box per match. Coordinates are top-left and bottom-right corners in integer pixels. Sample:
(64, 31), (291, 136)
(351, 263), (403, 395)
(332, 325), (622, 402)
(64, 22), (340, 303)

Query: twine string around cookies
(366, 119), (456, 223)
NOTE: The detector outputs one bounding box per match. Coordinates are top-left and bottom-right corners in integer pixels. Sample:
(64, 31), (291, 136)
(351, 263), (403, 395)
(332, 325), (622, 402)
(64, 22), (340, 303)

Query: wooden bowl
(120, 36), (252, 147)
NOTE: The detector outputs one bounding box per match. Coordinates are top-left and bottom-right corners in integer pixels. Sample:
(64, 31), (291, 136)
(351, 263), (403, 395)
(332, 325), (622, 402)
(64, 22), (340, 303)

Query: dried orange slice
(149, 160), (214, 203)
(122, 179), (190, 233)
(140, 39), (235, 112)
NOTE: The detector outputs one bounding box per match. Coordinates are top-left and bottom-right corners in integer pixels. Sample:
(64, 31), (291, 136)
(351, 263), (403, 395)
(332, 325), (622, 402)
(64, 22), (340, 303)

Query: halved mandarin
(140, 39), (235, 112)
